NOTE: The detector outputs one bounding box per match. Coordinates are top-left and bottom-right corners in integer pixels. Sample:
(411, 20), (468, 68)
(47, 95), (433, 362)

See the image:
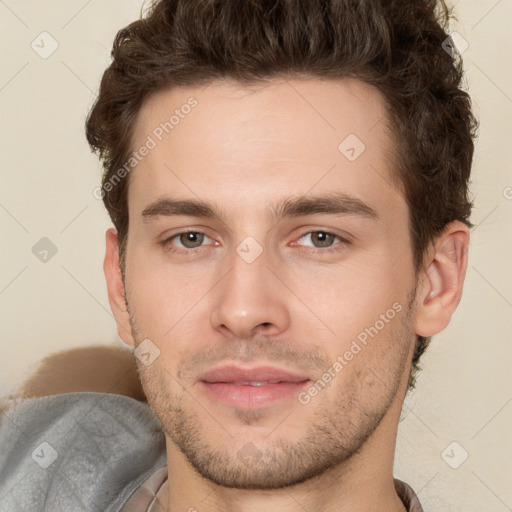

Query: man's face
(121, 78), (418, 488)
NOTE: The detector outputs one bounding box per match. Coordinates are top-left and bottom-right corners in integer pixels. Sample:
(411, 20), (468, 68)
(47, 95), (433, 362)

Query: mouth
(198, 364), (312, 409)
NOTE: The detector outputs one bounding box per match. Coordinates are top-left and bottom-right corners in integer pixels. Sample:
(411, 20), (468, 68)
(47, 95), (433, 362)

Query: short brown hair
(86, 0), (478, 390)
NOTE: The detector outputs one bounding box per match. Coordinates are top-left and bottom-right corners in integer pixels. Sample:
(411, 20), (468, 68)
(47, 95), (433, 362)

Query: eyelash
(160, 230), (350, 256)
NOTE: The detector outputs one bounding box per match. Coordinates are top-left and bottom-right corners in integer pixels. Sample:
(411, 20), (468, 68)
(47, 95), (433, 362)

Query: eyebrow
(141, 192), (379, 223)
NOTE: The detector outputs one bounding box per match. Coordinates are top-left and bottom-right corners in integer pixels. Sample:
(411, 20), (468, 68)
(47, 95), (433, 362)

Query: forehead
(128, 77), (404, 222)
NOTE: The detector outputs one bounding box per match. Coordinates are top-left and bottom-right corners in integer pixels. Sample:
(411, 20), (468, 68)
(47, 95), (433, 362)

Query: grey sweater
(0, 392), (167, 511)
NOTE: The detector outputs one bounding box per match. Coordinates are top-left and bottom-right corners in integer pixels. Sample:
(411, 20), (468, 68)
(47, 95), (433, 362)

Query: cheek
(292, 259), (403, 327)
(290, 259), (412, 378)
(125, 264), (219, 371)
(137, 357), (179, 408)
(125, 251), (209, 330)
(320, 304), (412, 412)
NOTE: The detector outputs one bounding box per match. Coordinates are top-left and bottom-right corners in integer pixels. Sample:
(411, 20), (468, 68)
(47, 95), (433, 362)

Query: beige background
(0, 0), (511, 510)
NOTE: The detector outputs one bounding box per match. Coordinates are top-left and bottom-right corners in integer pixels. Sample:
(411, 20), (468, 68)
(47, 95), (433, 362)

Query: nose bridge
(210, 236), (290, 338)
(231, 239), (269, 296)
(225, 238), (275, 310)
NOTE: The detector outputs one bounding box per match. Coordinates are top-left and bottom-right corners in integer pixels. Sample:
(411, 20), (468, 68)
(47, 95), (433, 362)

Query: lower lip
(200, 381), (310, 408)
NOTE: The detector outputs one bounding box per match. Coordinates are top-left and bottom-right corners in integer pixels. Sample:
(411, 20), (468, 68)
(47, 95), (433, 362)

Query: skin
(104, 77), (469, 512)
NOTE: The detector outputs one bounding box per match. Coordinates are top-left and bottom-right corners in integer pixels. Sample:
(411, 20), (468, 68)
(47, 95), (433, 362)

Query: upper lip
(198, 364), (311, 384)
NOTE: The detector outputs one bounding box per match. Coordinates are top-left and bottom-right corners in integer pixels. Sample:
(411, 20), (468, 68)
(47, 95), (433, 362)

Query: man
(0, 0), (476, 510)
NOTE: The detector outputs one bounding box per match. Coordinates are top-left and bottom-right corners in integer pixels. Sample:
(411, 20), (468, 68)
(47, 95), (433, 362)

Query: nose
(210, 244), (291, 340)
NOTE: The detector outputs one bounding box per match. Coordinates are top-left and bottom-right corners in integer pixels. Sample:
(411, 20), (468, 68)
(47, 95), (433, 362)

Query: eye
(295, 231), (349, 250)
(162, 231), (214, 251)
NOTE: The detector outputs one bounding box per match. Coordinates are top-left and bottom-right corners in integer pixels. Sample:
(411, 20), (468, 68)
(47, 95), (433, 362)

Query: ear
(414, 220), (470, 337)
(104, 228), (135, 347)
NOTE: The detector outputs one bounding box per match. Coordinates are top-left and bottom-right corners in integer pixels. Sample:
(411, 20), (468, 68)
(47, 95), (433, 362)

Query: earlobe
(414, 221), (470, 337)
(104, 228), (135, 347)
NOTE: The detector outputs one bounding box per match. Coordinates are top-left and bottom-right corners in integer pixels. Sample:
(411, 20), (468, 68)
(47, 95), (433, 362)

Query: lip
(199, 364), (310, 384)
(198, 364), (311, 409)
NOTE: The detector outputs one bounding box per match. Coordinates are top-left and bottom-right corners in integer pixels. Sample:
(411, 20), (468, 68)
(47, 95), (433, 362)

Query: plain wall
(1, 1), (511, 510)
